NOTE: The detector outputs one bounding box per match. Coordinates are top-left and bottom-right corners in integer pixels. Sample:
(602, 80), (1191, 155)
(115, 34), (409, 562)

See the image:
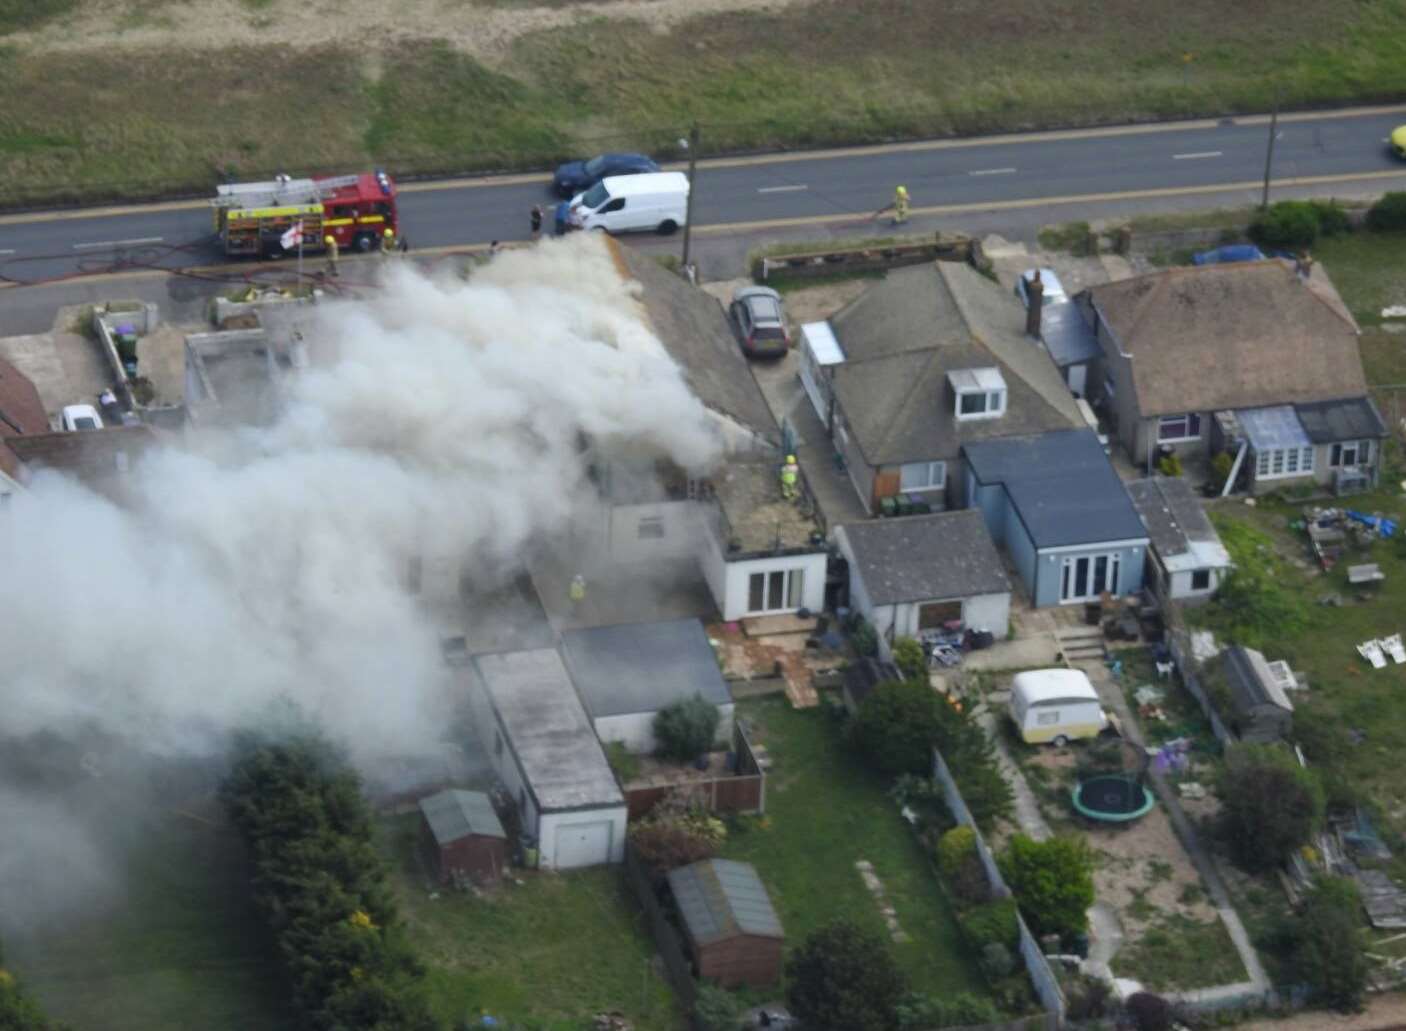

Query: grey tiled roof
(668, 859), (784, 945)
(1294, 397), (1387, 443)
(839, 509), (1010, 605)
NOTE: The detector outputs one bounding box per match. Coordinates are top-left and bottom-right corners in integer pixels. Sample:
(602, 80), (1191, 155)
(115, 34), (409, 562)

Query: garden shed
(417, 788), (507, 886)
(1220, 644), (1295, 743)
(667, 858), (785, 988)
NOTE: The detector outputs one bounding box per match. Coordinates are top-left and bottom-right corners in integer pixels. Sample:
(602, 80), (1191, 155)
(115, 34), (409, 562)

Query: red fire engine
(211, 170), (399, 258)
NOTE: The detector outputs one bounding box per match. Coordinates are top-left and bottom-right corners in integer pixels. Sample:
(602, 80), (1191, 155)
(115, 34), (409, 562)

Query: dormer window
(949, 367), (1007, 421)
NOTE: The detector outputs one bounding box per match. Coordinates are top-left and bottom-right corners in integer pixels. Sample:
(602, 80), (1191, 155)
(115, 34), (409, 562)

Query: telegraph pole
(681, 123), (700, 277)
(1260, 84), (1281, 211)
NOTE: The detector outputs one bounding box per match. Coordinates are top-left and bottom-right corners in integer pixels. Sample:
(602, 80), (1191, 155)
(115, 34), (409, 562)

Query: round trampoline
(1071, 774), (1154, 823)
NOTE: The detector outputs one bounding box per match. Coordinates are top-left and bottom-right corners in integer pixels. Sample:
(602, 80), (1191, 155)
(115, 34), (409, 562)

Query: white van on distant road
(571, 171), (688, 235)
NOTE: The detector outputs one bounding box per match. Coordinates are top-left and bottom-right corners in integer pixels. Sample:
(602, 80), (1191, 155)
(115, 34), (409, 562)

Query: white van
(571, 171), (688, 235)
(1009, 669), (1108, 746)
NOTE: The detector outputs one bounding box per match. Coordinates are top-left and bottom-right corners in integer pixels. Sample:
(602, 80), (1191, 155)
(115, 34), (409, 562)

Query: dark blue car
(552, 152), (659, 197)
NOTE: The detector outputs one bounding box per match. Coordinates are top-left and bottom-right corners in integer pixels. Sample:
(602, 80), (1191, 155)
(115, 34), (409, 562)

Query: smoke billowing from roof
(0, 236), (721, 761)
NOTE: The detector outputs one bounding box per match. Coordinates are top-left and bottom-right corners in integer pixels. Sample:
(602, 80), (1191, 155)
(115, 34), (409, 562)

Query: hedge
(0, 943), (70, 1031)
(221, 735), (441, 1031)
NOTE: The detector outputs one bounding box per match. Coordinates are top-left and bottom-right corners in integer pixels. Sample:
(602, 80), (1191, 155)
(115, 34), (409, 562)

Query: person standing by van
(554, 200), (570, 237)
(530, 205), (543, 239)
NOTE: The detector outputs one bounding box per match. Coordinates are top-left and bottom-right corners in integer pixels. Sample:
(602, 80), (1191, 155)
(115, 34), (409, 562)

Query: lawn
(5, 0), (1406, 206)
(721, 697), (988, 998)
(1115, 910), (1246, 992)
(3, 799), (293, 1031)
(381, 815), (680, 1031)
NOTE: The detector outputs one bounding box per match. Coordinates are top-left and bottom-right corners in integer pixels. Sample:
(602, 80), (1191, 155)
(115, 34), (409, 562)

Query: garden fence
(621, 843), (698, 1013)
(1163, 611), (1235, 747)
(932, 747), (1065, 1031)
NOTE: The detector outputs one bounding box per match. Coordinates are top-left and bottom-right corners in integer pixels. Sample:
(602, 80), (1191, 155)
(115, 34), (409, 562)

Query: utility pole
(1261, 84), (1281, 211)
(680, 122), (700, 277)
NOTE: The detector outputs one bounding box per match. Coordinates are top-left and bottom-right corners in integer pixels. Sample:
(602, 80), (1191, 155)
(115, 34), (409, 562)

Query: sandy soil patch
(1087, 806), (1218, 935)
(10, 0), (811, 61)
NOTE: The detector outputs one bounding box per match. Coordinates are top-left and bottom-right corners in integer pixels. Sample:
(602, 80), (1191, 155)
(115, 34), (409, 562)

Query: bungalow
(1125, 477), (1231, 604)
(835, 510), (1011, 658)
(1081, 260), (1385, 494)
(964, 429), (1149, 606)
(808, 261), (1085, 515)
(560, 617), (735, 755)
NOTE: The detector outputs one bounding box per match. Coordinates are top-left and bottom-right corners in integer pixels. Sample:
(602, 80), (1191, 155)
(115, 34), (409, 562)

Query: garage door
(553, 820), (612, 869)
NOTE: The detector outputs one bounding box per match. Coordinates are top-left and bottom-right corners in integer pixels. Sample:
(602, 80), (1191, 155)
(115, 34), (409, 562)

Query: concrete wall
(720, 551), (828, 621)
(608, 500), (701, 564)
(594, 702), (735, 756)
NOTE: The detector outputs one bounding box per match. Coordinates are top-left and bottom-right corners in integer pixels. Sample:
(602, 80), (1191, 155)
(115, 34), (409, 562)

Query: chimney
(1024, 275), (1044, 339)
(1296, 252), (1314, 280)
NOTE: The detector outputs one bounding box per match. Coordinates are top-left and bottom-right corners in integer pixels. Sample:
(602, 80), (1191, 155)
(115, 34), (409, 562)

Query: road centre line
(1173, 151), (1223, 160)
(73, 236), (163, 250)
(757, 184), (808, 193)
(0, 249), (14, 255)
(968, 167), (1016, 176)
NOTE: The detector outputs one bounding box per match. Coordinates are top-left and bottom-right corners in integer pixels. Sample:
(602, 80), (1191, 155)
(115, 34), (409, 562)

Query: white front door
(1060, 552), (1122, 603)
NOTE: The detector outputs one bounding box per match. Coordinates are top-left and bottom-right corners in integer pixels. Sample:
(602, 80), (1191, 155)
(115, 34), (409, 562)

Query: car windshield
(581, 182), (610, 209)
(584, 156), (606, 176)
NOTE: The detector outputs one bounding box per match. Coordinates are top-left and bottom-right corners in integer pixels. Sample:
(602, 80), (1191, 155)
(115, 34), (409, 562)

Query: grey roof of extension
(964, 429), (1148, 549)
(1293, 396), (1387, 443)
(560, 618), (731, 718)
(839, 509), (1010, 605)
(827, 261), (1083, 466)
(667, 859), (784, 945)
(1125, 477), (1230, 572)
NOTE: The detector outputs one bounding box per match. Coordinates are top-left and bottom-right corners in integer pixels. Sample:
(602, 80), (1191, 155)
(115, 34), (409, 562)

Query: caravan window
(1037, 711), (1060, 726)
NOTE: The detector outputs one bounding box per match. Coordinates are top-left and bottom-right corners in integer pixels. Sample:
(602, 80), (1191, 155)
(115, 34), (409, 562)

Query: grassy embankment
(3, 0), (1406, 206)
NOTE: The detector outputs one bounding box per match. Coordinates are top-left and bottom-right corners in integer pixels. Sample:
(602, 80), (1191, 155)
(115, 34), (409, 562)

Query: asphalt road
(2, 106), (1404, 286)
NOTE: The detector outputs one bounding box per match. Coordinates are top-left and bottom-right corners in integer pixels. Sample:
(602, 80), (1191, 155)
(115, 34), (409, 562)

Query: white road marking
(0, 249), (14, 255)
(1173, 151), (1223, 160)
(73, 236), (164, 250)
(757, 184), (808, 193)
(968, 167), (1017, 176)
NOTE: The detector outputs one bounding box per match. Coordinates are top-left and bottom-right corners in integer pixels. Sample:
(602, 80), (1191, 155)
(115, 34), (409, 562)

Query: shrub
(1064, 972), (1113, 1020)
(1215, 744), (1324, 873)
(653, 694), (720, 762)
(1209, 450), (1235, 494)
(896, 990), (1001, 1029)
(1125, 991), (1172, 1031)
(0, 942), (71, 1030)
(855, 678), (948, 777)
(979, 942), (1016, 979)
(786, 920), (908, 1031)
(1367, 191), (1406, 232)
(936, 827), (989, 904)
(890, 774), (954, 838)
(849, 617), (878, 658)
(220, 734), (441, 1031)
(694, 984), (745, 1031)
(1310, 200), (1351, 238)
(1249, 200), (1320, 250)
(1157, 451), (1183, 478)
(1293, 877), (1369, 1011)
(891, 636), (928, 681)
(629, 791), (726, 877)
(956, 897), (1020, 951)
(998, 834), (1095, 939)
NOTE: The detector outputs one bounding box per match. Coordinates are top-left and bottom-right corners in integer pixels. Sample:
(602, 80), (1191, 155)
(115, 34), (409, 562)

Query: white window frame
(1059, 551), (1123, 603)
(956, 388), (1006, 421)
(746, 567), (807, 614)
(1330, 439), (1373, 468)
(899, 460), (947, 493)
(1190, 568), (1213, 592)
(1157, 412), (1202, 442)
(1255, 445), (1315, 480)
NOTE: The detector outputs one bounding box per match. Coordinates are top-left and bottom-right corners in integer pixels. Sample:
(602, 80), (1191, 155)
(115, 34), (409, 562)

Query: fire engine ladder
(212, 174), (362, 209)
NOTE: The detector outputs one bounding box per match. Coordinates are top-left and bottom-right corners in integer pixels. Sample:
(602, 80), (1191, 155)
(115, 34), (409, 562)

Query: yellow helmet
(786, 455), (797, 464)
(383, 228), (394, 238)
(323, 235), (334, 245)
(897, 186), (908, 197)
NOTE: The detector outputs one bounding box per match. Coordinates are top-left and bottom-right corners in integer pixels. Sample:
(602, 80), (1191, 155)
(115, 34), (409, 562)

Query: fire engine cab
(211, 170), (399, 258)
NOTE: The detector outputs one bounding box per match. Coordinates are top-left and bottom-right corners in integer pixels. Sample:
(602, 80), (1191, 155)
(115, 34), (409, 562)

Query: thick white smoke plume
(0, 235), (722, 760)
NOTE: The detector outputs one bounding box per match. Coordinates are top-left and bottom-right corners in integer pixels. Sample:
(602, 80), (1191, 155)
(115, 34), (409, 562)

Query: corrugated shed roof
(419, 789), (506, 845)
(1085, 261), (1366, 418)
(838, 510), (1010, 605)
(667, 859), (784, 945)
(829, 262), (1082, 466)
(1125, 477), (1229, 572)
(560, 618), (731, 718)
(1294, 397), (1387, 444)
(965, 430), (1147, 549)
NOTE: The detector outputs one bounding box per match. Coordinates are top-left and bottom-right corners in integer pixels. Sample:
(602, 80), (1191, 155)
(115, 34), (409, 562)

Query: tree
(936, 827), (988, 904)
(997, 834), (1095, 939)
(1215, 744), (1324, 873)
(786, 920), (908, 1031)
(0, 942), (71, 1031)
(1294, 877), (1369, 1012)
(653, 695), (720, 762)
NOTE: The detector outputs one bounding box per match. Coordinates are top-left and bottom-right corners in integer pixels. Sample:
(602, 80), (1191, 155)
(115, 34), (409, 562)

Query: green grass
(5, 803), (292, 1031)
(382, 816), (679, 1031)
(6, 0), (1406, 206)
(1115, 911), (1246, 990)
(1315, 231), (1406, 327)
(721, 698), (988, 999)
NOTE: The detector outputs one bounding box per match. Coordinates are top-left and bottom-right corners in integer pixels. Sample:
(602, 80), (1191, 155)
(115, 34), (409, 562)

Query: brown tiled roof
(0, 357), (49, 480)
(1085, 260), (1365, 418)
